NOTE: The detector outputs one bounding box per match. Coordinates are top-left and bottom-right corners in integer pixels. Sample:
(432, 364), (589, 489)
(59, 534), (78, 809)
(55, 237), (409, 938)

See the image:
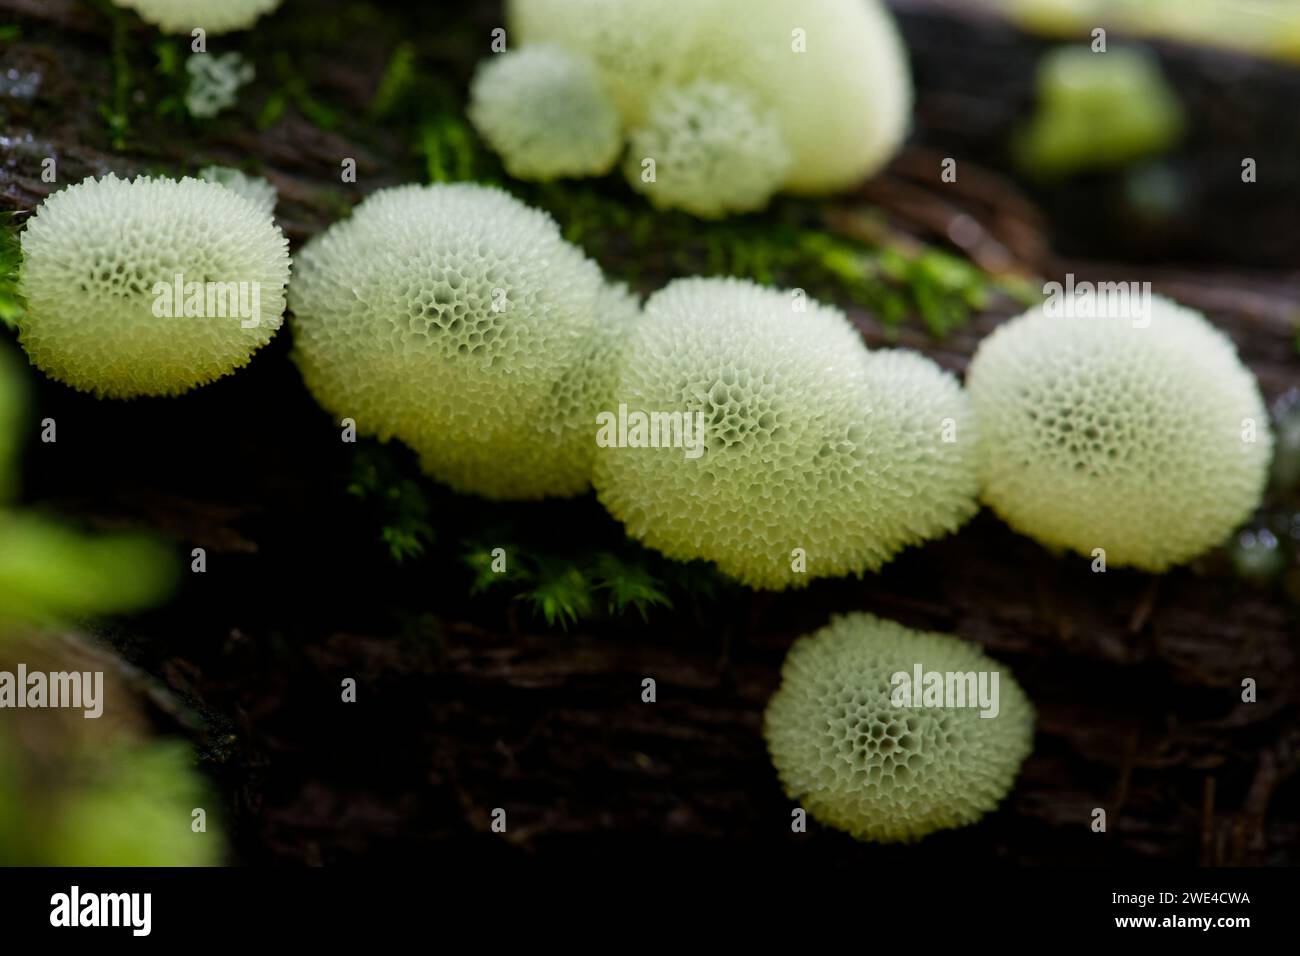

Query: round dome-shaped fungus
(764, 612), (1035, 843)
(967, 295), (1273, 570)
(1014, 46), (1185, 178)
(111, 0), (282, 34)
(17, 174), (290, 398)
(402, 280), (641, 498)
(506, 0), (912, 196)
(469, 46), (623, 182)
(857, 347), (982, 538)
(290, 183), (632, 500)
(506, 0), (696, 126)
(624, 81), (791, 218)
(592, 277), (978, 590)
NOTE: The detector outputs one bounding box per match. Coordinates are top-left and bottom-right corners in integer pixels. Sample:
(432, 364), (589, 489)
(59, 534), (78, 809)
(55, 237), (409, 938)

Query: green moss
(347, 448), (435, 563)
(268, 51), (339, 130)
(538, 178), (1005, 339)
(399, 106), (1012, 341)
(255, 90), (286, 129)
(150, 37), (190, 121)
(345, 441), (719, 630)
(418, 116), (484, 184)
(462, 540), (685, 629)
(90, 2), (205, 137)
(590, 553), (674, 620)
(74, 1), (1015, 345)
(101, 2), (134, 149)
(0, 215), (23, 329)
(521, 563), (595, 630)
(370, 42), (418, 120)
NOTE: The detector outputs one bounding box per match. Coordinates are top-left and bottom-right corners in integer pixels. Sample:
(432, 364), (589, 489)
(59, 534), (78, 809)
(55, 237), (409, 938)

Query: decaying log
(0, 0), (1295, 865)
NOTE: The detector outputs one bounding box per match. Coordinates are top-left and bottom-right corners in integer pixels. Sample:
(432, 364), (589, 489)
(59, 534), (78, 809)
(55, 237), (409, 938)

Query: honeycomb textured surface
(404, 280), (641, 498)
(18, 174), (290, 398)
(290, 183), (629, 500)
(506, 0), (698, 126)
(764, 612), (1035, 843)
(625, 81), (791, 218)
(967, 296), (1273, 570)
(199, 166), (277, 218)
(469, 46), (623, 182)
(507, 0), (912, 196)
(112, 0), (282, 34)
(592, 278), (978, 590)
(855, 348), (982, 553)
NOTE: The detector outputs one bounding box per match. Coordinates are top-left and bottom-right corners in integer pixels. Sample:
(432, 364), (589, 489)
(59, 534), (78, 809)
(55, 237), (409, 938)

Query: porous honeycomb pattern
(290, 183), (626, 500)
(764, 612), (1035, 843)
(506, 0), (698, 125)
(112, 0), (282, 34)
(18, 174), (289, 398)
(593, 278), (978, 590)
(967, 296), (1273, 570)
(855, 348), (982, 558)
(469, 46), (623, 182)
(405, 280), (642, 498)
(625, 81), (791, 218)
(508, 0), (912, 195)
